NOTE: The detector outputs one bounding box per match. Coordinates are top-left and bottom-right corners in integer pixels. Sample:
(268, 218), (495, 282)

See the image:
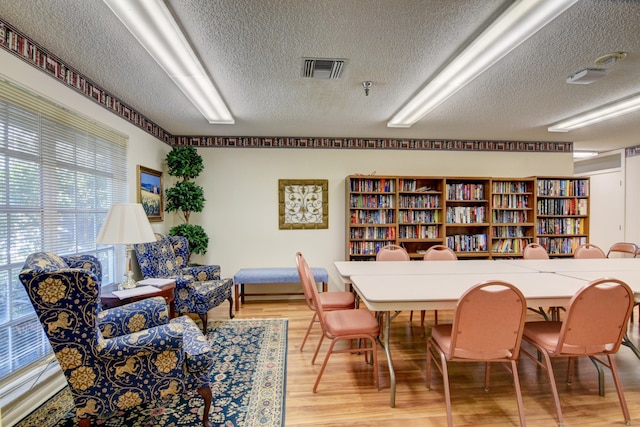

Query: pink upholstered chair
(607, 242), (638, 258)
(573, 243), (606, 259)
(376, 244), (410, 261)
(426, 280), (527, 427)
(296, 252), (380, 392)
(295, 255), (355, 352)
(520, 278), (634, 426)
(523, 242), (549, 259)
(418, 245), (458, 326)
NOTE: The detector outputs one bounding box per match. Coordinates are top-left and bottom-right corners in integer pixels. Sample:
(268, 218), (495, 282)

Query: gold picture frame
(279, 179), (328, 229)
(137, 165), (164, 222)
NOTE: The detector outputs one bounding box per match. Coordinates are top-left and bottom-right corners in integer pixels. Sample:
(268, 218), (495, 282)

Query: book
(112, 286), (159, 300)
(137, 278), (175, 287)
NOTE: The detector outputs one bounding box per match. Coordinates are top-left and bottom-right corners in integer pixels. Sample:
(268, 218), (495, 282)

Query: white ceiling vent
(302, 58), (346, 79)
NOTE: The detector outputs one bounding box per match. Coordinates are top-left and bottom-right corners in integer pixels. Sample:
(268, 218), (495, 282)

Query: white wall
(626, 155), (640, 244)
(199, 148), (572, 289)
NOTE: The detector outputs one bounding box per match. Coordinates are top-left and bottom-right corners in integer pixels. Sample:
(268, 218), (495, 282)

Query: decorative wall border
(0, 16), (572, 153)
(173, 136), (572, 152)
(626, 146), (640, 158)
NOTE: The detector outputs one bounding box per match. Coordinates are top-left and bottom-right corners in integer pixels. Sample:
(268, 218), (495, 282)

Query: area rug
(16, 318), (288, 427)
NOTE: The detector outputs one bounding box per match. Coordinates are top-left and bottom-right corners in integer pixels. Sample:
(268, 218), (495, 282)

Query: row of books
(491, 238), (532, 254)
(537, 179), (589, 197)
(399, 179), (437, 192)
(491, 226), (529, 238)
(537, 237), (587, 255)
(492, 181), (531, 193)
(350, 210), (395, 224)
(537, 198), (587, 216)
(446, 206), (486, 223)
(398, 225), (439, 239)
(349, 241), (396, 256)
(446, 234), (488, 252)
(492, 194), (530, 209)
(446, 183), (485, 201)
(492, 211), (529, 223)
(350, 226), (396, 240)
(399, 210), (440, 224)
(537, 218), (587, 235)
(398, 194), (440, 208)
(349, 194), (395, 208)
(350, 178), (395, 193)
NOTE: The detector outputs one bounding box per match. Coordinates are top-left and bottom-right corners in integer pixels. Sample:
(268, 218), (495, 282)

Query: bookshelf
(490, 178), (535, 257)
(444, 178), (491, 258)
(535, 177), (590, 256)
(344, 175), (589, 260)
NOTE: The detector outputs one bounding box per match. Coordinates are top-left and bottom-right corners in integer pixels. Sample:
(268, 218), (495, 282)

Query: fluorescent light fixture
(573, 151), (598, 159)
(388, 0), (578, 128)
(103, 0), (234, 124)
(549, 93), (640, 132)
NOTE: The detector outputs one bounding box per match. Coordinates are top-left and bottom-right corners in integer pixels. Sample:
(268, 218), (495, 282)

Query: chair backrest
(134, 233), (181, 278)
(556, 278), (634, 355)
(523, 242), (549, 259)
(424, 245), (458, 261)
(376, 244), (410, 261)
(448, 281), (526, 360)
(573, 243), (606, 259)
(296, 252), (317, 312)
(607, 242), (639, 258)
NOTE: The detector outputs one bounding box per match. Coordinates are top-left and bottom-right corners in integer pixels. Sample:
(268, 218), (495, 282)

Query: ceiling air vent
(302, 58), (346, 79)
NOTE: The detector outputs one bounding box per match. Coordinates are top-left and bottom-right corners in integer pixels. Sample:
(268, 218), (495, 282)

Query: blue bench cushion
(234, 267), (328, 284)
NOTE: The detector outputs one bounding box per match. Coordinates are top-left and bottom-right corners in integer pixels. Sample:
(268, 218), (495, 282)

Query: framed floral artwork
(278, 179), (328, 229)
(137, 165), (164, 222)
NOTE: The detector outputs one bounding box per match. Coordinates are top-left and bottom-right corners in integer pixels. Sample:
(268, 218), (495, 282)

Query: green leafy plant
(164, 146), (208, 259)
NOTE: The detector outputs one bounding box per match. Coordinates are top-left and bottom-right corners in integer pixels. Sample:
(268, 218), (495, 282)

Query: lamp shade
(97, 203), (157, 245)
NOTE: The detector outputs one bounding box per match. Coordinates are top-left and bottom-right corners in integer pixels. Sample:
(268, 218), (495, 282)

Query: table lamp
(97, 203), (157, 289)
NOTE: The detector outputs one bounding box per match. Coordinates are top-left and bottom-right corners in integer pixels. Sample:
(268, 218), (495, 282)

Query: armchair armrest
(181, 264), (220, 281)
(98, 322), (184, 359)
(98, 296), (169, 338)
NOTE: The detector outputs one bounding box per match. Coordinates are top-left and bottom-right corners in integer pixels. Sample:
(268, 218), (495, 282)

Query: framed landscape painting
(137, 165), (164, 222)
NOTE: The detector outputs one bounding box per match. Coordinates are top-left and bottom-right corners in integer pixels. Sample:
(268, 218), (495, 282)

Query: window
(0, 78), (127, 384)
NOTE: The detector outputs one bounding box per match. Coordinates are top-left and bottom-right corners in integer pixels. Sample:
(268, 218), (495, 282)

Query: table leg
(382, 310), (396, 408)
(234, 284), (240, 312)
(622, 332), (640, 359)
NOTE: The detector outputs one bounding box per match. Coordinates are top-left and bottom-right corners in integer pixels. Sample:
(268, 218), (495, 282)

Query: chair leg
(608, 355), (632, 425)
(313, 339), (337, 392)
(439, 352), (453, 427)
(311, 334), (325, 365)
(197, 385), (214, 427)
(420, 310), (426, 327)
(510, 360), (527, 427)
(199, 312), (208, 335)
(300, 313), (318, 352)
(538, 350), (564, 426)
(227, 295), (235, 319)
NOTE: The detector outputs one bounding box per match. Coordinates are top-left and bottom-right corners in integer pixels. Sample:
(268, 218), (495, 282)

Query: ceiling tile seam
(0, 16), (572, 153)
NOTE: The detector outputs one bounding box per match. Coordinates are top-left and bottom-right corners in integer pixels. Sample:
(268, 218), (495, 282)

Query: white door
(585, 170), (624, 251)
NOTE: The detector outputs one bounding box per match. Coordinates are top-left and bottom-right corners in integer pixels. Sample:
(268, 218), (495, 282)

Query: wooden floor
(208, 299), (640, 426)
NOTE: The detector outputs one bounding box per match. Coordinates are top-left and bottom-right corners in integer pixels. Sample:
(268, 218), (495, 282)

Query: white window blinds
(0, 77), (127, 383)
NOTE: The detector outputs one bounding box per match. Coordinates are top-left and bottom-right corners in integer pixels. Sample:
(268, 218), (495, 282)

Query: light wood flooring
(207, 299), (640, 426)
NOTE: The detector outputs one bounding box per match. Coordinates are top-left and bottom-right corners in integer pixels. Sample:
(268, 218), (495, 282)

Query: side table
(100, 281), (176, 318)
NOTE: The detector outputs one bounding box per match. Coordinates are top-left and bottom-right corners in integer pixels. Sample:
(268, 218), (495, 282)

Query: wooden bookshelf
(535, 177), (590, 257)
(490, 178), (535, 257)
(344, 175), (589, 260)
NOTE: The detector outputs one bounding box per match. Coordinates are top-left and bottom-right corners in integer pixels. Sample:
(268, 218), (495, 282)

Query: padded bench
(233, 267), (328, 311)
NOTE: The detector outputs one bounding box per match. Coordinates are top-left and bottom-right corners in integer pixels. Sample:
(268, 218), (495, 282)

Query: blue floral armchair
(19, 252), (216, 427)
(134, 233), (234, 333)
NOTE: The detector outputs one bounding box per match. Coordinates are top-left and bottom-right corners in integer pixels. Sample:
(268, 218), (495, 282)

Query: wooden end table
(100, 281), (176, 318)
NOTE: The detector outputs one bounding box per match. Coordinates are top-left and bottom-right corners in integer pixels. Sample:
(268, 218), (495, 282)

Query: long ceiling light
(103, 0), (234, 124)
(549, 93), (640, 132)
(387, 0), (578, 128)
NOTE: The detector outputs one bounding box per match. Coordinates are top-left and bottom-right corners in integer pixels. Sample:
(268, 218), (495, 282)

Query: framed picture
(279, 179), (328, 229)
(137, 165), (164, 222)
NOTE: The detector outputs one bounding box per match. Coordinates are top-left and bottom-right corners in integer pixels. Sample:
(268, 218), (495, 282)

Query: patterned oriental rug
(16, 318), (288, 427)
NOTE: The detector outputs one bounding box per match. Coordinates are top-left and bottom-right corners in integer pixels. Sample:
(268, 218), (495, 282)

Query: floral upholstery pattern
(19, 252), (215, 425)
(134, 233), (234, 333)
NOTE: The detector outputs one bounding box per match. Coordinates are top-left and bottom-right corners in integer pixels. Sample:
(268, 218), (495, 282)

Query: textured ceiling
(1, 0), (640, 153)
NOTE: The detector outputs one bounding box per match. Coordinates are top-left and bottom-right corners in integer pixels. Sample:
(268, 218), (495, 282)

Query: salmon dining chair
(607, 242), (639, 258)
(426, 281), (527, 427)
(376, 244), (410, 261)
(295, 255), (355, 352)
(573, 243), (606, 259)
(523, 242), (549, 259)
(520, 278), (634, 427)
(418, 245), (458, 326)
(296, 252), (380, 392)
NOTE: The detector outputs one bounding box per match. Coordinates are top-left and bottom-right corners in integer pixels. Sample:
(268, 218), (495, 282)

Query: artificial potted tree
(164, 146), (208, 262)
